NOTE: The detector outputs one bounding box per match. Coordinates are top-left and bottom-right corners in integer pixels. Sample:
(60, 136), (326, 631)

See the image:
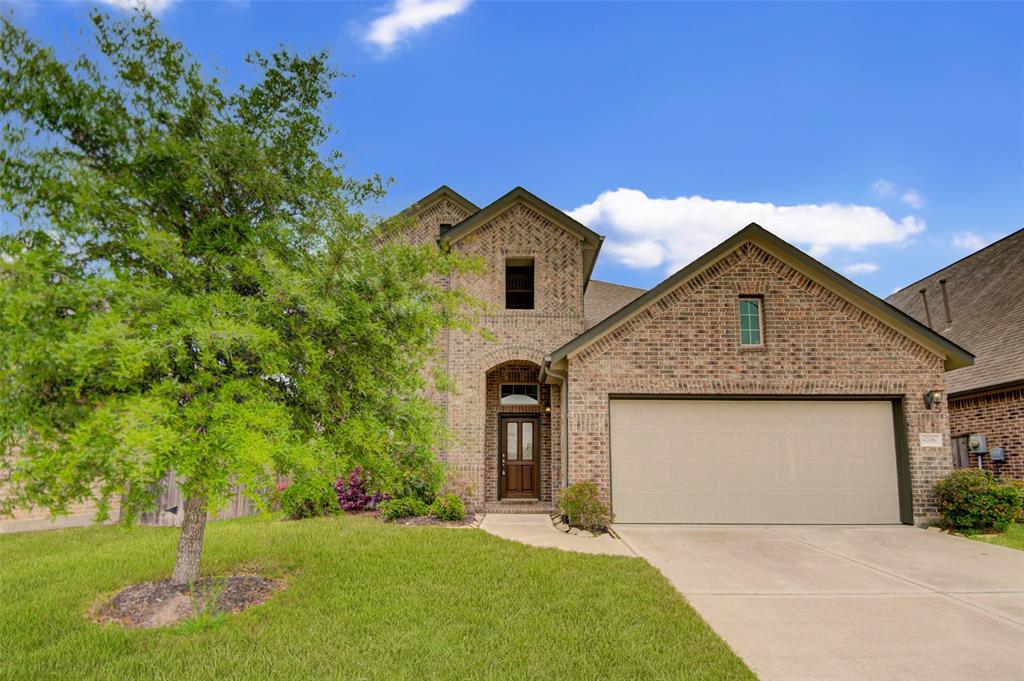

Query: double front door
(500, 416), (539, 499)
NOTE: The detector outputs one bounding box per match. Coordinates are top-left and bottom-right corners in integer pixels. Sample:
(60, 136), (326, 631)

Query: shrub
(429, 493), (466, 522)
(334, 467), (384, 512)
(390, 450), (445, 504)
(439, 470), (475, 505)
(378, 497), (429, 521)
(557, 481), (613, 533)
(933, 469), (1022, 533)
(1009, 481), (1024, 522)
(280, 474), (338, 520)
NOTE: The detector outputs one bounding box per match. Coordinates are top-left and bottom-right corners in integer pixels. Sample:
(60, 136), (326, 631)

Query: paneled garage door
(609, 399), (903, 524)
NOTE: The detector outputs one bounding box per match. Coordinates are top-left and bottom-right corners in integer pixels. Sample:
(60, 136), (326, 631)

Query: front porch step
(483, 501), (554, 514)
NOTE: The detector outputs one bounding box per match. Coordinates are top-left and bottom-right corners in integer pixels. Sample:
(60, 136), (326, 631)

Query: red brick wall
(567, 241), (952, 523)
(949, 387), (1024, 480)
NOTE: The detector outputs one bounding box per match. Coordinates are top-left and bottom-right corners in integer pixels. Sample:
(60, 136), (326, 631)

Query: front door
(500, 416), (538, 499)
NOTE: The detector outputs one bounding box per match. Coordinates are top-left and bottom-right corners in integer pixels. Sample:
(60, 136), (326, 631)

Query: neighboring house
(887, 230), (1023, 479)
(389, 185), (972, 525)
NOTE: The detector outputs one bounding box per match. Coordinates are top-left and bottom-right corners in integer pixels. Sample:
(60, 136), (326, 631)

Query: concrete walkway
(480, 513), (635, 556)
(615, 524), (1024, 681)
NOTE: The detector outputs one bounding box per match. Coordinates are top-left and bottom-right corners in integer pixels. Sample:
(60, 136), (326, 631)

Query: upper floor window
(506, 258), (534, 309)
(739, 296), (763, 346)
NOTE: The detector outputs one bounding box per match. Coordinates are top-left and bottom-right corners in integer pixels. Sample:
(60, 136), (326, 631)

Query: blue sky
(6, 0), (1023, 296)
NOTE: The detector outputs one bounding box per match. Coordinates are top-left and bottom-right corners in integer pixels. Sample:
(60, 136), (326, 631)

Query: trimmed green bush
(933, 469), (1022, 533)
(280, 474), (339, 520)
(557, 481), (613, 533)
(378, 497), (429, 521)
(429, 493), (466, 522)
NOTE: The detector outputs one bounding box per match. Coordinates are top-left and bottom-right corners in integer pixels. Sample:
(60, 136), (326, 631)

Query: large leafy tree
(0, 11), (475, 584)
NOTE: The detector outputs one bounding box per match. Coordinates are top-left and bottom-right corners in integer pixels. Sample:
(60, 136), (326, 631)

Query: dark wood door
(501, 417), (538, 499)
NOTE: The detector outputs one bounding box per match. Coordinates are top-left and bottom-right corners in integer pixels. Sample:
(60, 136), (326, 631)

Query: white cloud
(365, 0), (471, 53)
(872, 179), (897, 197)
(95, 0), (179, 13)
(843, 262), (879, 275)
(569, 188), (925, 274)
(952, 230), (1004, 251)
(873, 178), (925, 209)
(604, 240), (665, 268)
(900, 189), (924, 209)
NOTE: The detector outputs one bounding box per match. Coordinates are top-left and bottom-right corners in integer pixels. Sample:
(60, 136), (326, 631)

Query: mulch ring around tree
(93, 575), (284, 629)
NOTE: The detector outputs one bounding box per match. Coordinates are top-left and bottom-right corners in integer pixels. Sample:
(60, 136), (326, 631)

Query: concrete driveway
(614, 525), (1024, 681)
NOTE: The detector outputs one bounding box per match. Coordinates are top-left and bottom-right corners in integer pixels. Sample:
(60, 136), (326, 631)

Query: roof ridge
(589, 279), (646, 291)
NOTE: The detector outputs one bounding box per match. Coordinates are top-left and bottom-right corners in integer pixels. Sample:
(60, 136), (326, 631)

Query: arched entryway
(484, 360), (553, 503)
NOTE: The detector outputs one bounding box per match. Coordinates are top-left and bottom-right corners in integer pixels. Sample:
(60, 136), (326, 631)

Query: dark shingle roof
(886, 229), (1024, 395)
(583, 280), (646, 330)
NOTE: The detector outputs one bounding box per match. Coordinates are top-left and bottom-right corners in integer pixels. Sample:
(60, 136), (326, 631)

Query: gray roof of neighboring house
(583, 280), (646, 330)
(886, 228), (1024, 395)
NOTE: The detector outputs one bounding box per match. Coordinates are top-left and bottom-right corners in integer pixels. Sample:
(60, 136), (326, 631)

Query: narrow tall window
(739, 296), (763, 346)
(506, 258), (534, 309)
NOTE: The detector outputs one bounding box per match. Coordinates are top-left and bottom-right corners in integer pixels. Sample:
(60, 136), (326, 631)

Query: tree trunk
(170, 495), (207, 586)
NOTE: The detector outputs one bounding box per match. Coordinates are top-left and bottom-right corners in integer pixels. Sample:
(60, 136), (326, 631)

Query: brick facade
(565, 242), (952, 523)
(399, 195), (584, 510)
(948, 386), (1024, 479)
(392, 189), (960, 523)
(484, 361), (555, 502)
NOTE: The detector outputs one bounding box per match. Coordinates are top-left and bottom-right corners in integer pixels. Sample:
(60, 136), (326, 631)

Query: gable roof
(542, 223), (974, 378)
(401, 185), (479, 218)
(439, 186), (605, 290)
(886, 228), (1023, 395)
(584, 280), (646, 330)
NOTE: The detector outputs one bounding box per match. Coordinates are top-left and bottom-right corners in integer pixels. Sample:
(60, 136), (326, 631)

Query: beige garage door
(610, 399), (901, 524)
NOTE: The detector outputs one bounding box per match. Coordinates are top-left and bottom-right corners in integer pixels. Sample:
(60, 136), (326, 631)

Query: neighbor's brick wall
(949, 387), (1024, 480)
(567, 242), (952, 523)
(395, 197), (585, 509)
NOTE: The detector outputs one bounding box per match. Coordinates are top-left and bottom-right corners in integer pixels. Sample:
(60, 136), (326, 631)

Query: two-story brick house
(390, 185), (973, 525)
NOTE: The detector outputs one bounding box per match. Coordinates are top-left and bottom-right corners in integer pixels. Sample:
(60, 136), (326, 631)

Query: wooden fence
(138, 471), (270, 527)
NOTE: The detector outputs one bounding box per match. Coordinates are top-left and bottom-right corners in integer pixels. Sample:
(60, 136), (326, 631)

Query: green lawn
(967, 522), (1024, 552)
(0, 514), (753, 681)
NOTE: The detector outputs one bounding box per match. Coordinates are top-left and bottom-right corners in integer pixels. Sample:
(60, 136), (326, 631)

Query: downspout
(542, 357), (570, 489)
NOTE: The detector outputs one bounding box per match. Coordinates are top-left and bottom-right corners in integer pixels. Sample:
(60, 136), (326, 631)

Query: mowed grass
(967, 522), (1024, 552)
(0, 514), (754, 681)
